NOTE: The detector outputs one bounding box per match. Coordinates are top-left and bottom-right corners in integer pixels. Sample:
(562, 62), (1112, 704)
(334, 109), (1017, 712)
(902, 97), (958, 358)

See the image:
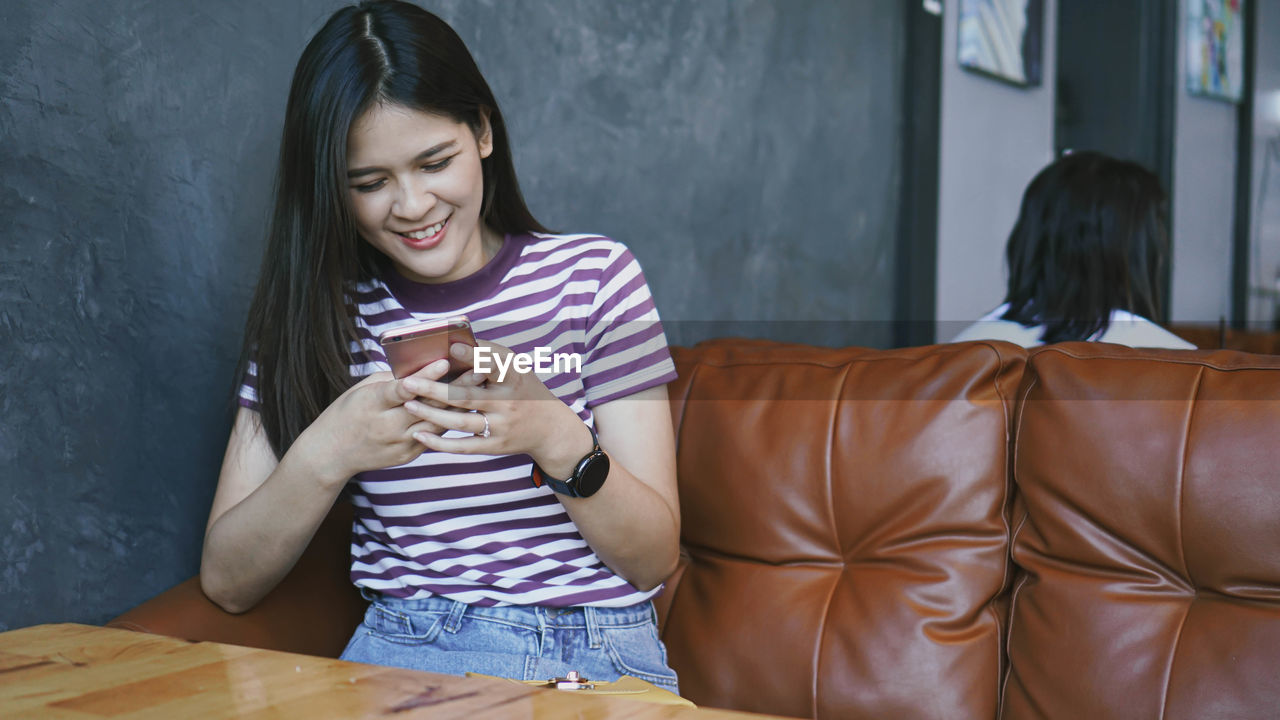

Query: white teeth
(405, 221), (444, 240)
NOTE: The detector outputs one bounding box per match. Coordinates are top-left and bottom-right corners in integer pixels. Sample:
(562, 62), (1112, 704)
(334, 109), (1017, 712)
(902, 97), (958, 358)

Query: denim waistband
(359, 587), (658, 630)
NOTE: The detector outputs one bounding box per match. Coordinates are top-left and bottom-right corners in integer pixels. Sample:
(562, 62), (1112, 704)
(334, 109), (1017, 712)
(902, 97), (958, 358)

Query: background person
(951, 151), (1195, 349)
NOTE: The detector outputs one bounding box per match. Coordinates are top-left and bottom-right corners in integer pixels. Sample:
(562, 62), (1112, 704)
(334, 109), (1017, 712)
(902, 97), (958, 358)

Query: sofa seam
(809, 363), (848, 718)
(1156, 601), (1194, 720)
(1175, 368), (1202, 589)
(827, 364), (848, 561)
(811, 566), (842, 719)
(1034, 344), (1278, 372)
(1000, 369), (1037, 717)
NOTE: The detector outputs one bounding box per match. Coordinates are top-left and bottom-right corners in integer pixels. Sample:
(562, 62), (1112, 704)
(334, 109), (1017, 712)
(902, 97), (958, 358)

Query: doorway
(1055, 0), (1177, 318)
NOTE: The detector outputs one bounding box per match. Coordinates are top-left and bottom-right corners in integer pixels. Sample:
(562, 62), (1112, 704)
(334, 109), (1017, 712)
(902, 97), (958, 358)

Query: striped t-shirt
(240, 232), (678, 607)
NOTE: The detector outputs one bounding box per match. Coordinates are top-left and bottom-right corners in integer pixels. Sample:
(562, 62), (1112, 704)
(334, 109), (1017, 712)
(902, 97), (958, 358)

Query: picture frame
(957, 0), (1044, 88)
(1186, 0), (1245, 103)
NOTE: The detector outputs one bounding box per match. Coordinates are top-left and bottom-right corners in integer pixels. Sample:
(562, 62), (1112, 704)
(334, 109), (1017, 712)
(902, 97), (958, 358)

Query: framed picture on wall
(957, 0), (1044, 87)
(1186, 0), (1245, 102)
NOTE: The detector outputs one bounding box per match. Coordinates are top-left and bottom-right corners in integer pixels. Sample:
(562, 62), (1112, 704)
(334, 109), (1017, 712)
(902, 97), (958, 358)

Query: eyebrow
(347, 140), (458, 178)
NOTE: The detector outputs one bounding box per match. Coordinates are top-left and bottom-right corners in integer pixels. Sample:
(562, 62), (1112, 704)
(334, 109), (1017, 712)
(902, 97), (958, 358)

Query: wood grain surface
(0, 624), (794, 719)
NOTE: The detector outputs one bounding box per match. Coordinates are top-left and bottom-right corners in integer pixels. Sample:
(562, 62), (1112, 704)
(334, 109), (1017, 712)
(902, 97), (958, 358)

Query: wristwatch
(530, 425), (610, 498)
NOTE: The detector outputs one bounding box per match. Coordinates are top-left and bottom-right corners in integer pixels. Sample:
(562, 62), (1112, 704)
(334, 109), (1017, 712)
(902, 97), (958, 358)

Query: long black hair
(1000, 151), (1169, 344)
(239, 0), (548, 457)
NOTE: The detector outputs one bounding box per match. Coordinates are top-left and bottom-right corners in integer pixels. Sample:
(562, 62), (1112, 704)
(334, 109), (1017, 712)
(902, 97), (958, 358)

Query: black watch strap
(531, 425), (610, 498)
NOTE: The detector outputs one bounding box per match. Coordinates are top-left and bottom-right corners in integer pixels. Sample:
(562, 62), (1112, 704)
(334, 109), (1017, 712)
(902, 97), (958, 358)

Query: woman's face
(346, 103), (496, 284)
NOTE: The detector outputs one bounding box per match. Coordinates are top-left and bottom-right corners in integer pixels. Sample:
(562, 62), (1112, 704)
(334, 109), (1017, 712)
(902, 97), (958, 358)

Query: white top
(949, 304), (1197, 349)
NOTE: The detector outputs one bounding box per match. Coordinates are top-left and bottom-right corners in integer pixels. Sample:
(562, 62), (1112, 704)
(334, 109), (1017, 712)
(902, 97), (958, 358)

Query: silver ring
(477, 411), (491, 438)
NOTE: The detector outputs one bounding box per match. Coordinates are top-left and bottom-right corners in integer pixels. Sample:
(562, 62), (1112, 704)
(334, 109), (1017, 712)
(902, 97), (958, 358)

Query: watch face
(573, 451), (610, 497)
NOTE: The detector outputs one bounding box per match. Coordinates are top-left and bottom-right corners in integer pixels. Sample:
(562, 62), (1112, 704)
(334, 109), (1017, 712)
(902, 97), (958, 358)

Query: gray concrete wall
(0, 1), (905, 630)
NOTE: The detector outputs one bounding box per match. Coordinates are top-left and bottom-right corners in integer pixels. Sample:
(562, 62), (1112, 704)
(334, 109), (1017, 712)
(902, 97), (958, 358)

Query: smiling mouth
(398, 218), (447, 240)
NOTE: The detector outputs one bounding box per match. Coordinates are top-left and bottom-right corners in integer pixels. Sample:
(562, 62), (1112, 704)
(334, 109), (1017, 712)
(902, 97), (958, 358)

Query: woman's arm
(201, 366), (448, 613)
(554, 385), (680, 591)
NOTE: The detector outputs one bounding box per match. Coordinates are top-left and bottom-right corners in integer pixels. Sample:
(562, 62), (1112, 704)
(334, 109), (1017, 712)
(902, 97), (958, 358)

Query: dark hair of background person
(239, 0), (550, 457)
(1000, 150), (1169, 343)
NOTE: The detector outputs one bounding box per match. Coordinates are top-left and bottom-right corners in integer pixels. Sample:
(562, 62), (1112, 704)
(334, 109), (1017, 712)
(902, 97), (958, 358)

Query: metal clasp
(541, 670), (595, 690)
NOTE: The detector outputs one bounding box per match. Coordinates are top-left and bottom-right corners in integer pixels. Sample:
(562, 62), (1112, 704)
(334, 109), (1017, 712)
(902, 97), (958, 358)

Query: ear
(476, 108), (494, 160)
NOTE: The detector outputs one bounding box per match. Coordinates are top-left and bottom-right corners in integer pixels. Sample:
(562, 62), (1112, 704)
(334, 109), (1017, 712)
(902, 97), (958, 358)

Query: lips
(395, 216), (449, 250)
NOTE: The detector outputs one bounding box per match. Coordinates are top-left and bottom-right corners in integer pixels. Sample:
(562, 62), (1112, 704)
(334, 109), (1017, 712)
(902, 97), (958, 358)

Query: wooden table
(0, 624), (794, 719)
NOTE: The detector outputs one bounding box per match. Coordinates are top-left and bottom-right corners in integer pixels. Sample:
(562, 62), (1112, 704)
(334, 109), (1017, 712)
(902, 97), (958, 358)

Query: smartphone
(379, 316), (477, 381)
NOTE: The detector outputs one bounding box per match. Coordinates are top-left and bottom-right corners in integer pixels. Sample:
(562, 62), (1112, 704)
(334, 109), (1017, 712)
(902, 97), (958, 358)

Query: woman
(951, 151), (1195, 349)
(199, 0), (681, 691)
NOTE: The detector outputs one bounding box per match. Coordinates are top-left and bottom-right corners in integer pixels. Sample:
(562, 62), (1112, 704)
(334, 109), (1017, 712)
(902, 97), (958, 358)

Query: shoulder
(520, 232), (632, 263)
(512, 232), (642, 282)
(950, 319), (1043, 347)
(949, 305), (1043, 347)
(1101, 311), (1197, 350)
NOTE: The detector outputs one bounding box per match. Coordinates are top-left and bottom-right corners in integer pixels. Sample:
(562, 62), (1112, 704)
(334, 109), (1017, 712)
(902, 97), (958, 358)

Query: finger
(412, 430), (494, 455)
(388, 359), (450, 404)
(449, 341), (476, 368)
(408, 418), (445, 438)
(449, 368), (490, 388)
(402, 374), (482, 409)
(408, 357), (453, 382)
(404, 401), (487, 435)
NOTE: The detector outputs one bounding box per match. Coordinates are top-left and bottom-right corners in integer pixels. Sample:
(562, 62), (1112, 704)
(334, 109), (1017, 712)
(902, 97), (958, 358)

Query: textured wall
(0, 0), (903, 629)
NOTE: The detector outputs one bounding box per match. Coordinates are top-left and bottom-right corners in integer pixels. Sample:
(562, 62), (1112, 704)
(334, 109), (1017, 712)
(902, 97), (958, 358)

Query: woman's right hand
(296, 358), (453, 486)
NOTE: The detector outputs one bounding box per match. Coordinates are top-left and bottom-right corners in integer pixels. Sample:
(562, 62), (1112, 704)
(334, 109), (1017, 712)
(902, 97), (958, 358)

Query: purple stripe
(363, 307), (417, 328)
(355, 541), (595, 579)
(585, 346), (675, 389)
(520, 557), (616, 586)
(358, 492), (557, 524)
(350, 559), (617, 597)
(352, 526), (583, 557)
(473, 285), (593, 323)
(353, 479), (534, 509)
(357, 456), (529, 484)
(587, 321), (667, 361)
(477, 317), (586, 355)
(351, 284), (396, 303)
(588, 368), (678, 408)
(347, 577), (644, 608)
(587, 306), (655, 352)
(591, 269), (649, 313)
(355, 508), (571, 539)
(528, 585), (646, 607)
(516, 239), (612, 266)
(505, 251), (607, 286)
(350, 348), (384, 365)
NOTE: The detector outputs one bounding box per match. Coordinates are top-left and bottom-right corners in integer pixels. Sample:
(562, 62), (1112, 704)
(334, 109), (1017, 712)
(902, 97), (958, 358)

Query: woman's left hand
(400, 340), (590, 474)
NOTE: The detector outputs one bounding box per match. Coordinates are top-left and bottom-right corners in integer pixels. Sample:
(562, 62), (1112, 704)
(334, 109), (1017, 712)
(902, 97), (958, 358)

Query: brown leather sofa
(110, 339), (1280, 720)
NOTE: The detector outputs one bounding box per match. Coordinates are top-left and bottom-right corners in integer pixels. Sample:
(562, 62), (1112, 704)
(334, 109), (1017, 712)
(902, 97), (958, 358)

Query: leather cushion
(1005, 343), (1280, 719)
(660, 339), (1025, 719)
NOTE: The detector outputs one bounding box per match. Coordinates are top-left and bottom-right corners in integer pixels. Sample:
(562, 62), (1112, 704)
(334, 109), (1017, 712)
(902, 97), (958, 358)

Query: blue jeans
(339, 590), (679, 694)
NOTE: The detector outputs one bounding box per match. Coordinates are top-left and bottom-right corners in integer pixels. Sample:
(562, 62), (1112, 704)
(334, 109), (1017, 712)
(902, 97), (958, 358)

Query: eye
(423, 157), (453, 172)
(353, 179), (386, 193)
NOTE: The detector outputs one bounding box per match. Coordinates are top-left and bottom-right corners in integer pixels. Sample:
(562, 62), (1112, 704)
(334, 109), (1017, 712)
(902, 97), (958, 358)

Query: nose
(392, 175), (435, 222)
